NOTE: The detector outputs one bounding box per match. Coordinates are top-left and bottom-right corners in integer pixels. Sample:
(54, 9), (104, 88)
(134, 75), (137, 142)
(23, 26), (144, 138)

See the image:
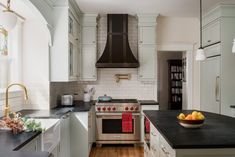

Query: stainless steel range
(96, 99), (141, 144)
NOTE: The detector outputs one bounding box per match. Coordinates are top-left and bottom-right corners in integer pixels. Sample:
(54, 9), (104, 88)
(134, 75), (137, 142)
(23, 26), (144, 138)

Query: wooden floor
(89, 145), (144, 157)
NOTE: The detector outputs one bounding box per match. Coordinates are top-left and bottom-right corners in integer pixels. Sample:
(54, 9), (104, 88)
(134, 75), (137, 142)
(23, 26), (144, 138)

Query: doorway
(157, 51), (187, 110)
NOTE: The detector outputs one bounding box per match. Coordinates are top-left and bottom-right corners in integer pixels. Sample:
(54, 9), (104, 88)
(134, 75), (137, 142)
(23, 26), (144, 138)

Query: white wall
(157, 16), (200, 109)
(22, 20), (50, 110)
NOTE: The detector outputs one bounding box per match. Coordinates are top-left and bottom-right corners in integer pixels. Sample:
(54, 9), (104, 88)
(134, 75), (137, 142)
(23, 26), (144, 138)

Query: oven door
(96, 113), (140, 141)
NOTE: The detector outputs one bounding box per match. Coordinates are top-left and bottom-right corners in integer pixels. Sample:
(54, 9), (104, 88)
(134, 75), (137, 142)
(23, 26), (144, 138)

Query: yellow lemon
(178, 113), (186, 120)
(198, 114), (205, 120)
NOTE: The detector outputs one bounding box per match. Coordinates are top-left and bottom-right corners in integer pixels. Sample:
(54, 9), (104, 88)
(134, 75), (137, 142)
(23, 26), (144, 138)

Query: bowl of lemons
(177, 111), (205, 129)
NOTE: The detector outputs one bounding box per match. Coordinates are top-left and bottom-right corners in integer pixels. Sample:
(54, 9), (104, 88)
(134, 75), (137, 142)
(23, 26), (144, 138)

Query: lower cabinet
(70, 108), (95, 157)
(60, 114), (71, 157)
(143, 123), (176, 157)
(141, 105), (159, 143)
(51, 144), (60, 157)
(20, 136), (41, 152)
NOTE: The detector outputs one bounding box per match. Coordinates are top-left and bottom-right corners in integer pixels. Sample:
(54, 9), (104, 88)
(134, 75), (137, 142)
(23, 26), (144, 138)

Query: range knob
(102, 107), (106, 111)
(130, 107), (134, 111)
(112, 107), (116, 111)
(135, 107), (139, 111)
(97, 107), (101, 111)
(125, 107), (129, 111)
(107, 107), (111, 111)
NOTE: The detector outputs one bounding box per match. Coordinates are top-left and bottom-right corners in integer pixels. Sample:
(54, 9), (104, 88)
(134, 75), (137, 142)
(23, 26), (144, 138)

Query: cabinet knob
(139, 75), (143, 78)
(93, 75), (96, 77)
(92, 41), (96, 43)
(140, 41), (143, 43)
(207, 40), (211, 43)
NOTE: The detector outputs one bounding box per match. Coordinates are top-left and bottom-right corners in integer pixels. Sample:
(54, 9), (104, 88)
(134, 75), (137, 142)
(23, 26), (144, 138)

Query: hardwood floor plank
(89, 146), (144, 157)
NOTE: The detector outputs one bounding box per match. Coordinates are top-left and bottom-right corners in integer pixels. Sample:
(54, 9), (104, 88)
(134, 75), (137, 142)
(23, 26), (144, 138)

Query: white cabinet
(200, 5), (235, 116)
(51, 145), (60, 157)
(60, 114), (71, 157)
(81, 45), (97, 81)
(82, 27), (97, 45)
(138, 46), (156, 80)
(51, 1), (81, 82)
(201, 50), (221, 114)
(70, 109), (95, 157)
(20, 136), (41, 152)
(80, 14), (98, 81)
(202, 19), (221, 47)
(139, 27), (156, 45)
(141, 105), (159, 143)
(137, 14), (158, 81)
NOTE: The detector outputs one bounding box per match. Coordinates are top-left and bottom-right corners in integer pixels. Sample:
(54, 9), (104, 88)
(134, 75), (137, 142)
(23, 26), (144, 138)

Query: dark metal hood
(96, 14), (139, 68)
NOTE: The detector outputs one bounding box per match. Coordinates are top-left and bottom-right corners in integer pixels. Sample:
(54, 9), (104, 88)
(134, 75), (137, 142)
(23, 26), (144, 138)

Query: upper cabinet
(139, 27), (156, 45)
(50, 0), (81, 82)
(80, 14), (98, 81)
(137, 14), (158, 81)
(200, 5), (235, 116)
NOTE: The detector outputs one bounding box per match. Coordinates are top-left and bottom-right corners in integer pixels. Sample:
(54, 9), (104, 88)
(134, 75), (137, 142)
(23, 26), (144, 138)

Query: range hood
(96, 14), (139, 68)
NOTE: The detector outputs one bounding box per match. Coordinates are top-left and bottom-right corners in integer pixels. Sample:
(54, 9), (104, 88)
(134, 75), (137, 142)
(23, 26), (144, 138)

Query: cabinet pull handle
(161, 146), (170, 155)
(215, 76), (220, 102)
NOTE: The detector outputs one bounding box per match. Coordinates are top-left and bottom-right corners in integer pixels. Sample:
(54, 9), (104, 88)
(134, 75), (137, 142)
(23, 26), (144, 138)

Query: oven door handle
(96, 113), (140, 116)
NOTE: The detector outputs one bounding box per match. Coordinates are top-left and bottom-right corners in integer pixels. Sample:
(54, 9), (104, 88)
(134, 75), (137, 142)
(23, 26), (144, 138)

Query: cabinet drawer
(204, 43), (221, 58)
(159, 135), (176, 157)
(202, 20), (221, 47)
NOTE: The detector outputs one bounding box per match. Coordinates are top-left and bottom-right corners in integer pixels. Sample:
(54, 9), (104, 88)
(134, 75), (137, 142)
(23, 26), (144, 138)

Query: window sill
(0, 88), (22, 95)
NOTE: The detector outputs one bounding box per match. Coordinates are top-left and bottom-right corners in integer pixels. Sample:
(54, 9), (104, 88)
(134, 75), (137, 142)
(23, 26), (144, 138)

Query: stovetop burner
(97, 99), (138, 103)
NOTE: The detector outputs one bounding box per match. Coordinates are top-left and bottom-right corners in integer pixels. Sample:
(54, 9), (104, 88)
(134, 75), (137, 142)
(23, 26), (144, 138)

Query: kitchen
(1, 0), (235, 157)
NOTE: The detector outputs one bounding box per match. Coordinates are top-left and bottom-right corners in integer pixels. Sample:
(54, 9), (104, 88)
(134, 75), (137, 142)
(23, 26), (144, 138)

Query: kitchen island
(144, 110), (235, 157)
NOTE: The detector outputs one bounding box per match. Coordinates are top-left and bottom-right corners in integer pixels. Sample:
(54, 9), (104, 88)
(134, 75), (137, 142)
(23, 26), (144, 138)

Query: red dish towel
(145, 118), (150, 133)
(122, 112), (133, 133)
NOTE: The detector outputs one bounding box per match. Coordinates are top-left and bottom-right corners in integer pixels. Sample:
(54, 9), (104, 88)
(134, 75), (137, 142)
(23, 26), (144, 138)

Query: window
(0, 23), (23, 89)
(0, 27), (8, 56)
(0, 27), (9, 89)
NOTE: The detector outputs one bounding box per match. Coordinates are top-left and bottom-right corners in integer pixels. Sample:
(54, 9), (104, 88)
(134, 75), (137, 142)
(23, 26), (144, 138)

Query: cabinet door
(51, 145), (59, 157)
(138, 46), (156, 80)
(70, 113), (89, 157)
(202, 20), (221, 47)
(60, 116), (70, 157)
(201, 56), (221, 114)
(139, 27), (156, 44)
(20, 137), (40, 152)
(81, 45), (97, 81)
(82, 27), (96, 45)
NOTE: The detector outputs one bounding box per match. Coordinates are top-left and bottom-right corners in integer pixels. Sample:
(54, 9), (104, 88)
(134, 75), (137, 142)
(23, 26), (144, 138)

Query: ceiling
(75, 0), (235, 17)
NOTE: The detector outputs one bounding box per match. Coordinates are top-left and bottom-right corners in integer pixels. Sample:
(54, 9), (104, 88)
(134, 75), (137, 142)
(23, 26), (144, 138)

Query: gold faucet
(4, 83), (28, 117)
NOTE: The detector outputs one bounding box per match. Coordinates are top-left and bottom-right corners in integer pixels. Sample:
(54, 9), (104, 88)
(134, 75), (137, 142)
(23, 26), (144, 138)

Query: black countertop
(138, 100), (159, 105)
(0, 152), (50, 157)
(0, 131), (41, 151)
(144, 110), (235, 149)
(21, 100), (95, 119)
